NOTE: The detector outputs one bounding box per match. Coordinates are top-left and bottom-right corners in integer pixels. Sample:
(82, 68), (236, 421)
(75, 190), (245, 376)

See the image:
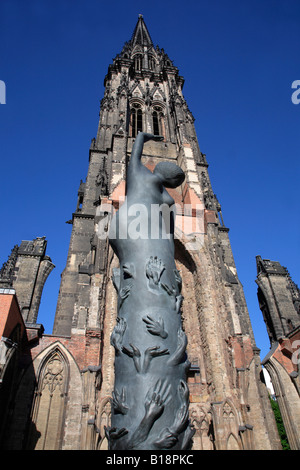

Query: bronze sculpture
(108, 132), (194, 449)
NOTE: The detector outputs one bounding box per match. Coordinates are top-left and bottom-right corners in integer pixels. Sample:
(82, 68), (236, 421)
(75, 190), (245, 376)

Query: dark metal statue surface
(107, 132), (194, 450)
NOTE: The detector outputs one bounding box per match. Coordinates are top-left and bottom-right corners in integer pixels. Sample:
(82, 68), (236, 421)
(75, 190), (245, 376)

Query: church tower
(51, 15), (280, 450)
(0, 16), (282, 450)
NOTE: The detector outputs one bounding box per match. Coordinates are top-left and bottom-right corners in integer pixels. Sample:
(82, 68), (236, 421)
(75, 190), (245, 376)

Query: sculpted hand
(105, 426), (128, 441)
(169, 380), (189, 436)
(154, 427), (178, 449)
(143, 345), (169, 372)
(110, 317), (127, 353)
(122, 343), (141, 358)
(178, 379), (189, 403)
(145, 393), (164, 419)
(126, 378), (170, 449)
(161, 282), (176, 296)
(167, 328), (187, 366)
(142, 315), (168, 338)
(146, 345), (169, 358)
(119, 283), (132, 300)
(112, 387), (129, 415)
(177, 329), (188, 352)
(173, 268), (182, 292)
(122, 262), (135, 279)
(146, 256), (165, 285)
(122, 343), (142, 372)
(145, 379), (171, 420)
(175, 294), (184, 313)
(161, 282), (178, 309)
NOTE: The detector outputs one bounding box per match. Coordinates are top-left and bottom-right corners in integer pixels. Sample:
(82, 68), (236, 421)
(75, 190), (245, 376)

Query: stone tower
(51, 15), (280, 450)
(0, 237), (54, 324)
(256, 257), (300, 449)
(0, 16), (282, 450)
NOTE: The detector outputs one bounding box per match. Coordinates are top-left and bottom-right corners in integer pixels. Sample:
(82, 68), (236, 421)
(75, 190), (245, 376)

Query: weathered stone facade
(0, 237), (54, 324)
(256, 257), (300, 449)
(0, 16), (284, 450)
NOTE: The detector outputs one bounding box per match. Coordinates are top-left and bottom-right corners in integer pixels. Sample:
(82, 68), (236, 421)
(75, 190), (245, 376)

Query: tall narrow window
(134, 55), (142, 71)
(131, 109), (136, 137)
(130, 103), (143, 137)
(152, 106), (165, 138)
(148, 55), (155, 71)
(153, 111), (159, 136)
(27, 349), (68, 450)
(137, 108), (143, 134)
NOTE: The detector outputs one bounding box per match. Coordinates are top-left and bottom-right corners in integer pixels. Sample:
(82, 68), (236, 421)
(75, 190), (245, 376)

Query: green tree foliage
(269, 396), (290, 450)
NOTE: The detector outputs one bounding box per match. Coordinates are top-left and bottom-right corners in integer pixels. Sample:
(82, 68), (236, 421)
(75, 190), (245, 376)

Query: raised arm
(127, 132), (163, 179)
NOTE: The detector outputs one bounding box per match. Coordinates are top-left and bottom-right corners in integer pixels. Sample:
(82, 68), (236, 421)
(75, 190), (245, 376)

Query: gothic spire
(130, 14), (153, 47)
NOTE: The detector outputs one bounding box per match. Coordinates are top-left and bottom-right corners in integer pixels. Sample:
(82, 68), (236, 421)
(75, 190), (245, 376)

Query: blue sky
(0, 0), (299, 361)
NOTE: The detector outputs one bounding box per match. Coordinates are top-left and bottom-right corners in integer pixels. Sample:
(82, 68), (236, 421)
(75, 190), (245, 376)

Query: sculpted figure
(108, 132), (193, 449)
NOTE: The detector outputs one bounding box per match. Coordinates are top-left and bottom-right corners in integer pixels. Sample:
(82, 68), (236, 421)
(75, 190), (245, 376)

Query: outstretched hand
(144, 379), (171, 419)
(142, 314), (168, 338)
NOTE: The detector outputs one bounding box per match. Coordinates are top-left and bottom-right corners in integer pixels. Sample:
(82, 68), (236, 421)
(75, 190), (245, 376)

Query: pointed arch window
(27, 348), (68, 450)
(153, 111), (159, 136)
(148, 55), (155, 71)
(130, 102), (143, 137)
(134, 54), (143, 71)
(152, 106), (165, 138)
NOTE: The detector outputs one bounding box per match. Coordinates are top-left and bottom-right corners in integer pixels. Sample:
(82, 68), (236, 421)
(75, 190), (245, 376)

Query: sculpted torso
(109, 133), (183, 262)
